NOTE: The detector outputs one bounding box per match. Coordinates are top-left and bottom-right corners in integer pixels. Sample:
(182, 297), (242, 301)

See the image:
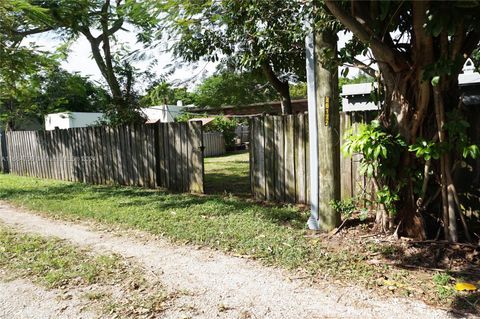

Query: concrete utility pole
(306, 29), (341, 232)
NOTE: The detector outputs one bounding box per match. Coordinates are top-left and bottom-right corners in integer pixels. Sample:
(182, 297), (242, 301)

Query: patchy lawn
(0, 173), (478, 314)
(0, 225), (173, 317)
(204, 150), (250, 195)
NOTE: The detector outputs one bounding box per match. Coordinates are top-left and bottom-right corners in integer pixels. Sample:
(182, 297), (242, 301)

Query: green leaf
(367, 164), (374, 177)
(381, 146), (388, 158)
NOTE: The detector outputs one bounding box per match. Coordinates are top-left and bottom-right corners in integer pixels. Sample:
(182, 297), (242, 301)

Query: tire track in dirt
(0, 202), (456, 319)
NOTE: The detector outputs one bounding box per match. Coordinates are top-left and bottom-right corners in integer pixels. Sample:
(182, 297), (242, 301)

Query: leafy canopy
(192, 71), (277, 108)
(162, 0), (307, 78)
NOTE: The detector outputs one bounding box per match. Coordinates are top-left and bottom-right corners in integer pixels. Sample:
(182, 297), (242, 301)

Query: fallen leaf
(455, 282), (477, 291)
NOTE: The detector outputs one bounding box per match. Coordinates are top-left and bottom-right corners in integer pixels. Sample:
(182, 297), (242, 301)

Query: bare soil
(0, 271), (95, 319)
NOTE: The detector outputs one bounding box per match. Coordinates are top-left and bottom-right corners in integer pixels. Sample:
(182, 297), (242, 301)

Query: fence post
(0, 131), (9, 173)
(306, 28), (341, 231)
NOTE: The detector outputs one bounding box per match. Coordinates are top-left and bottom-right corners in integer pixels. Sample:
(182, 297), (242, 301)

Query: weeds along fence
(249, 112), (372, 204)
(3, 122), (204, 193)
(203, 132), (226, 157)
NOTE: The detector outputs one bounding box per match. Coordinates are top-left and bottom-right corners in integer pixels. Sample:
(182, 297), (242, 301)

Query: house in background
(142, 104), (186, 124)
(45, 104), (188, 130)
(188, 99), (308, 116)
(45, 112), (105, 131)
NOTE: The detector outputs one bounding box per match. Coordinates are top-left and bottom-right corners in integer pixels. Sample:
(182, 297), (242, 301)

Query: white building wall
(45, 113), (72, 130)
(70, 113), (104, 128)
(141, 105), (186, 123)
(45, 112), (104, 130)
(45, 106), (187, 130)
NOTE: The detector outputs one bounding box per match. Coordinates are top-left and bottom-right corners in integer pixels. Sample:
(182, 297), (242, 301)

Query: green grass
(0, 173), (365, 276)
(0, 172), (475, 312)
(0, 225), (172, 317)
(0, 226), (131, 288)
(204, 150), (250, 195)
(432, 273), (455, 300)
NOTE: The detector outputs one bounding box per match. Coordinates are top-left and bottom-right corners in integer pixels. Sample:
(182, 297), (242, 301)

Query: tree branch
(409, 1), (433, 139)
(324, 0), (404, 72)
(12, 27), (54, 37)
(80, 26), (101, 46)
(450, 20), (465, 60)
(352, 58), (377, 77)
(261, 61), (292, 114)
(97, 18), (124, 44)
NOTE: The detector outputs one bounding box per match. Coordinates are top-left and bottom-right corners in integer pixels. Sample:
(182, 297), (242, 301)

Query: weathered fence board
(188, 121), (204, 193)
(203, 132), (226, 157)
(264, 116), (275, 201)
(252, 117), (265, 199)
(284, 115), (296, 202)
(250, 113), (366, 204)
(4, 122), (204, 193)
(273, 116), (285, 201)
(0, 132), (9, 173)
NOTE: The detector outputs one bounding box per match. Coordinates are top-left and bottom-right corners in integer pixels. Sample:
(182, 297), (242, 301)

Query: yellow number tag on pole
(324, 96), (330, 126)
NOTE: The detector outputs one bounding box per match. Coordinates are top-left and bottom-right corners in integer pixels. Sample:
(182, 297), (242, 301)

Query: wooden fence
(250, 114), (310, 204)
(4, 122), (204, 193)
(250, 113), (370, 204)
(203, 132), (226, 157)
(0, 132), (9, 173)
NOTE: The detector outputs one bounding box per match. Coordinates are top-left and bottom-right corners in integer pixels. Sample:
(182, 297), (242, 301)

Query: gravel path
(0, 202), (458, 319)
(0, 272), (94, 319)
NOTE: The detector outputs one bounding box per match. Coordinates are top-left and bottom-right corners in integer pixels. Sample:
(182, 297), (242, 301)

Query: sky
(30, 30), (365, 93)
(30, 31), (219, 92)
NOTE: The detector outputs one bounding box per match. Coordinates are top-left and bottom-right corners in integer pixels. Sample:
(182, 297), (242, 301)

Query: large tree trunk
(278, 86), (293, 115)
(375, 64), (426, 238)
(324, 0), (480, 242)
(261, 62), (293, 114)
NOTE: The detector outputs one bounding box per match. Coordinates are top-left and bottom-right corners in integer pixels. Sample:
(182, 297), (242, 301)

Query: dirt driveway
(0, 202), (460, 319)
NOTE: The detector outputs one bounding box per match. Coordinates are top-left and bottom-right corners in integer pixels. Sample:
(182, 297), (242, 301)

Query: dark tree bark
(325, 0), (480, 240)
(261, 62), (293, 114)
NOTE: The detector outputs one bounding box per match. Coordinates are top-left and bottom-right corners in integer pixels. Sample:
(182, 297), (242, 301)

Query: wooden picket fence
(250, 113), (371, 204)
(250, 114), (310, 204)
(0, 132), (9, 173)
(203, 132), (226, 157)
(4, 122), (204, 193)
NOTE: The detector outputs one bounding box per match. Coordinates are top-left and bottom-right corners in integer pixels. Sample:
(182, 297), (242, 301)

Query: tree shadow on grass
(203, 151), (251, 197)
(0, 180), (306, 230)
(204, 171), (251, 197)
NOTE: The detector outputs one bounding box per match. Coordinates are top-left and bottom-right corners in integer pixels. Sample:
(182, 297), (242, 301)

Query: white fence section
(235, 124), (249, 145)
(203, 132), (226, 157)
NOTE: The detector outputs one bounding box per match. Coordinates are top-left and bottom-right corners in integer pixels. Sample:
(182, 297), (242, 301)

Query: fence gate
(250, 114), (310, 204)
(4, 122), (204, 193)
